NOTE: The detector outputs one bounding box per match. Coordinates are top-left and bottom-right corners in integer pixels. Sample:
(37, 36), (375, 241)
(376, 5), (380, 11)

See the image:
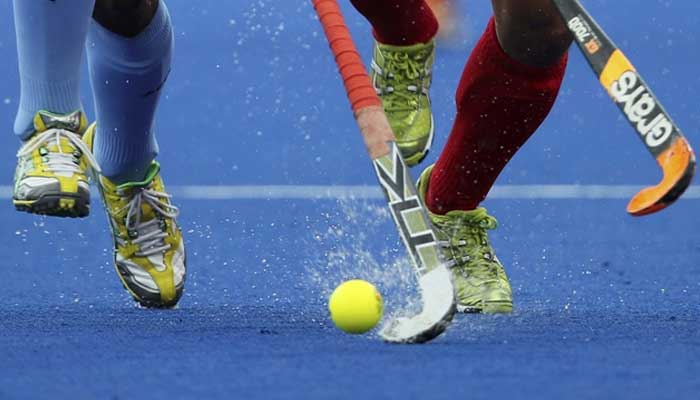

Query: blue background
(1, 1), (700, 399)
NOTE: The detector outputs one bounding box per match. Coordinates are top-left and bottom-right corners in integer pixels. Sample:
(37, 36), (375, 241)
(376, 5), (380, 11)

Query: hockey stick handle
(312, 0), (396, 159)
(313, 0), (456, 344)
(553, 0), (695, 216)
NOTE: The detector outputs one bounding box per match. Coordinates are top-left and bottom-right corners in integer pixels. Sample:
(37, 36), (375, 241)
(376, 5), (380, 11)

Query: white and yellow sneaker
(13, 110), (98, 217)
(84, 124), (186, 308)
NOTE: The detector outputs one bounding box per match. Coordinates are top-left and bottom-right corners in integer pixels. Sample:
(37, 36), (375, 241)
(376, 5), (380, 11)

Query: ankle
(93, 0), (159, 37)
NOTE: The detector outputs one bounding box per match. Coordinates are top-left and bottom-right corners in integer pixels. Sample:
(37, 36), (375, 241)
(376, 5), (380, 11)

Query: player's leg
(84, 0), (185, 308)
(11, 0), (97, 217)
(88, 0), (164, 183)
(490, 0), (571, 67)
(349, 0), (438, 166)
(420, 0), (572, 313)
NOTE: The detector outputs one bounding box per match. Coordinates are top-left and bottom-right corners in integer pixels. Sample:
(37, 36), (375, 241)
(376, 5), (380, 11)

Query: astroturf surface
(1, 1), (700, 399)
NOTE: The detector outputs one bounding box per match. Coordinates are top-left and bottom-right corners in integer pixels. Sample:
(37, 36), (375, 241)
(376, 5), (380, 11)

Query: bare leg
(492, 0), (572, 67)
(93, 0), (158, 37)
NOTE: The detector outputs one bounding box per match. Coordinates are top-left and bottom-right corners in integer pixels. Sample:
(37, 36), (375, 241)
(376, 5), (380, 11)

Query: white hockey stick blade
(371, 143), (456, 344)
(380, 264), (456, 343)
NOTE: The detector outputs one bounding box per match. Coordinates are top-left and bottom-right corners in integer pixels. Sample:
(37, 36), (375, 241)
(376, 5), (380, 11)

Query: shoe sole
(14, 193), (89, 218)
(121, 280), (183, 309)
(114, 261), (184, 309)
(458, 301), (513, 314)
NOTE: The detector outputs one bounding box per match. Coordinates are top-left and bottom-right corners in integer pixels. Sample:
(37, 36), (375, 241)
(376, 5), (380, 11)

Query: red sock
(427, 17), (568, 214)
(349, 0), (438, 45)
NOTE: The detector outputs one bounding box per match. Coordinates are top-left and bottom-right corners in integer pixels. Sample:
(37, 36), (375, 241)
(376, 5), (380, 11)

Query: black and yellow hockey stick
(553, 0), (696, 216)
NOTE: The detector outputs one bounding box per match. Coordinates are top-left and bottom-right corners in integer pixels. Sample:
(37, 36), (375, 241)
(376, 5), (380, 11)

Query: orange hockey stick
(554, 0), (696, 216)
(312, 0), (456, 344)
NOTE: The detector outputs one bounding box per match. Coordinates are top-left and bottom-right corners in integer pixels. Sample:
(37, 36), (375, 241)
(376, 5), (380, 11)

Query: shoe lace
(437, 209), (501, 282)
(17, 127), (101, 174)
(371, 48), (431, 113)
(117, 185), (179, 257)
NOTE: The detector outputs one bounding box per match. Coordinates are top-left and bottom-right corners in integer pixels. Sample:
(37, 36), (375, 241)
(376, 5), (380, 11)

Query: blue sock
(12, 0), (95, 139)
(87, 0), (173, 183)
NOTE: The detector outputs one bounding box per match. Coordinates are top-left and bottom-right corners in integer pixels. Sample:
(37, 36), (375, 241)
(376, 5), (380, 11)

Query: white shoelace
(370, 61), (430, 98)
(121, 187), (180, 257)
(17, 128), (101, 174)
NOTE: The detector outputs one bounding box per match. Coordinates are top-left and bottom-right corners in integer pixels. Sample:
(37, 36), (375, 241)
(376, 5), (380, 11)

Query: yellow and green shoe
(417, 165), (513, 313)
(13, 110), (98, 217)
(370, 40), (435, 166)
(84, 124), (186, 308)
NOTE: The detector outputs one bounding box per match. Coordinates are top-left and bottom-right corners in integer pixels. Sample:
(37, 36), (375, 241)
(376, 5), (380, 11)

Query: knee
(495, 10), (572, 67)
(93, 0), (159, 37)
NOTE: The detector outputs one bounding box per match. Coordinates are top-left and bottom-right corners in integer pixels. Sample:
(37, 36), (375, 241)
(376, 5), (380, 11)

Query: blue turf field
(2, 1), (700, 399)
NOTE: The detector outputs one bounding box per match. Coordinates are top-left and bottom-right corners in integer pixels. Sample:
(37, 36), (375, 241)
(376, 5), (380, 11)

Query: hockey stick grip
(313, 0), (396, 158)
(312, 0), (380, 111)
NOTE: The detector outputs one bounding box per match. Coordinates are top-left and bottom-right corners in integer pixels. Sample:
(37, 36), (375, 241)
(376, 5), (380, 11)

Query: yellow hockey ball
(328, 280), (383, 334)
